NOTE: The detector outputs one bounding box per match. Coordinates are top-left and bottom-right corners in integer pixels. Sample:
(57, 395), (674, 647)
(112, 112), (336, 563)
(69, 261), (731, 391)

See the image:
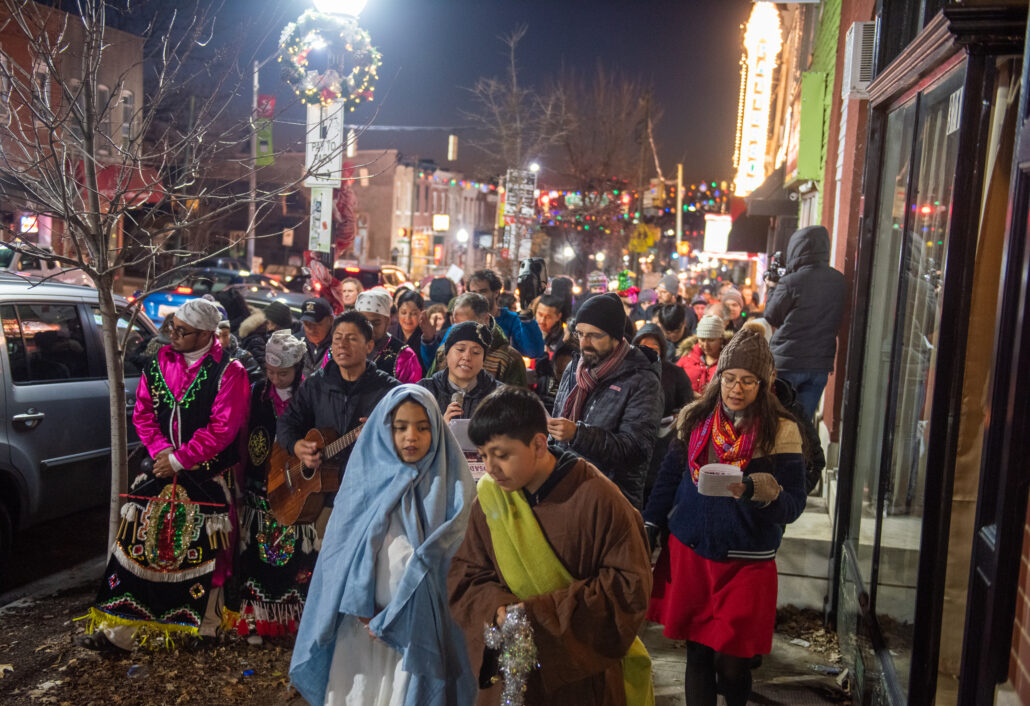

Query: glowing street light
(529, 162), (541, 174)
(313, 0), (368, 16)
(562, 245), (574, 260)
(456, 228), (469, 244)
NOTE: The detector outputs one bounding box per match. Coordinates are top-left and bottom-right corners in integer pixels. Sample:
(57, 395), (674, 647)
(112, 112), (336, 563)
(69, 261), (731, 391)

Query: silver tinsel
(483, 604), (538, 706)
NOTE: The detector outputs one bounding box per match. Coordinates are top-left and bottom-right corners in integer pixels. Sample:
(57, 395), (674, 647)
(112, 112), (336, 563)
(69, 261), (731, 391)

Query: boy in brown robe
(448, 386), (654, 705)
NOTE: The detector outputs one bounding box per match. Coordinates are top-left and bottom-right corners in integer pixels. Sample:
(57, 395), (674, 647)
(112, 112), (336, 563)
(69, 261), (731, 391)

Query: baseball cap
(300, 298), (333, 323)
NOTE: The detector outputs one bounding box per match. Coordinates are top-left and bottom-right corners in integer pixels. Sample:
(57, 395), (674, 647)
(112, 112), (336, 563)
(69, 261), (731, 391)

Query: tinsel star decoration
(483, 604), (539, 706)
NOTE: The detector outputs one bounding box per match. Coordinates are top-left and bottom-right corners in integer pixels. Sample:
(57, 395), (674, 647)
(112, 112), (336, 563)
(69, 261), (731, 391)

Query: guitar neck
(322, 423), (364, 459)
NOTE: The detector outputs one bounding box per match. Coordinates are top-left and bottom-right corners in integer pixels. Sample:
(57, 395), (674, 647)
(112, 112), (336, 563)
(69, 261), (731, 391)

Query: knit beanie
(264, 301), (293, 330)
(695, 314), (725, 340)
(721, 288), (745, 310)
(575, 292), (627, 341)
(657, 274), (679, 294)
(444, 321), (492, 355)
(718, 320), (776, 384)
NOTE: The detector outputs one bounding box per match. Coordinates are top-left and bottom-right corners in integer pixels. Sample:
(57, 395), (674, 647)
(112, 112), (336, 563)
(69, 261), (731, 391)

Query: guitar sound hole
(300, 464), (317, 481)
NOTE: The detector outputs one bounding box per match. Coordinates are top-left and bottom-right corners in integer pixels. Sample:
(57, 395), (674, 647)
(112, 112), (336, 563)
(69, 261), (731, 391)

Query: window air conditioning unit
(842, 21), (877, 99)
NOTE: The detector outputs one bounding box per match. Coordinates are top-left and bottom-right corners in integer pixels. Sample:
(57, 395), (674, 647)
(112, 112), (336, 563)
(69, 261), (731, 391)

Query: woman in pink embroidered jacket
(80, 298), (250, 651)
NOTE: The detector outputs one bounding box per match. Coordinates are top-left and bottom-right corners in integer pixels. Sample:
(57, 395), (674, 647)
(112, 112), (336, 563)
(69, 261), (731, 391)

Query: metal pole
(247, 59), (258, 270)
(675, 163), (683, 253)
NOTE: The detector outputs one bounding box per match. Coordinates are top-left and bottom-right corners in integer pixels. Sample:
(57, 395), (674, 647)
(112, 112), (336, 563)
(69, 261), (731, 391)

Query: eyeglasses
(721, 374), (759, 390)
(169, 327), (203, 339)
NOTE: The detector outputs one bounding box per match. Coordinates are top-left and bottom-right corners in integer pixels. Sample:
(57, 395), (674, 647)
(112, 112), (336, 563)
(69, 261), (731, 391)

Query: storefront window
(850, 99), (916, 581)
(876, 65), (964, 697)
(842, 63), (966, 704)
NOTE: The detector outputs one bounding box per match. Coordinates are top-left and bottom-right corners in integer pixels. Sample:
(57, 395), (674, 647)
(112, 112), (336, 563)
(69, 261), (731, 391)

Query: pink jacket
(391, 346), (423, 384)
(134, 340), (251, 469)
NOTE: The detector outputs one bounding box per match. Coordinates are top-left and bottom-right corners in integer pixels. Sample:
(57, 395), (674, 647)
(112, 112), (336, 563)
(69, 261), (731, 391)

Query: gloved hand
(737, 473), (782, 504)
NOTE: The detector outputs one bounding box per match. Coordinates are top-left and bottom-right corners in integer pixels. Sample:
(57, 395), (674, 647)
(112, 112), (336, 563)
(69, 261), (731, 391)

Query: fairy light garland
(278, 10), (382, 109)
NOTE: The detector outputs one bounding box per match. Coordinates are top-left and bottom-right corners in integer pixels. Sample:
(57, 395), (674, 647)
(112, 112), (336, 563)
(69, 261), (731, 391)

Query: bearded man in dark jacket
(549, 293), (663, 509)
(764, 225), (846, 420)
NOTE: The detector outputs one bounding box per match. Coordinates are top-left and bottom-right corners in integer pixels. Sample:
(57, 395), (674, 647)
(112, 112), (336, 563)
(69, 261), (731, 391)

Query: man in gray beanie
(549, 293), (662, 509)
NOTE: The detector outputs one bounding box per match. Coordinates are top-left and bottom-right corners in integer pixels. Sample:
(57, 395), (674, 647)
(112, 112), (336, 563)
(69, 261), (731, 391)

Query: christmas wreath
(278, 10), (382, 109)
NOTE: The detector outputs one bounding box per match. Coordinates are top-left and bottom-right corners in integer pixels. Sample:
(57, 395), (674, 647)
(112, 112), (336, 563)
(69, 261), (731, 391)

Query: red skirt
(647, 535), (777, 657)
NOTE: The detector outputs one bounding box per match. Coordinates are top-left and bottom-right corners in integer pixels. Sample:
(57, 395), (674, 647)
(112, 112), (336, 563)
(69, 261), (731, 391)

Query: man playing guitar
(276, 310), (400, 533)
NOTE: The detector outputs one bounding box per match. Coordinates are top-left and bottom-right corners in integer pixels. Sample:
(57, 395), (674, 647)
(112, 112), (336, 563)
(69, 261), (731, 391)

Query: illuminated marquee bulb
(733, 1), (782, 197)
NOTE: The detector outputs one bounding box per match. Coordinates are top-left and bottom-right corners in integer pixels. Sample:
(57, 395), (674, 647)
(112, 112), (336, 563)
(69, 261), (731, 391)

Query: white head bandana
(354, 289), (392, 318)
(175, 298), (222, 332)
(264, 330), (306, 368)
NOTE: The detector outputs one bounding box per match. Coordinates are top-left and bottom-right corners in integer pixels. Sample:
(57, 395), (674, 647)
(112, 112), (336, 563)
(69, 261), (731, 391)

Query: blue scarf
(289, 384), (476, 706)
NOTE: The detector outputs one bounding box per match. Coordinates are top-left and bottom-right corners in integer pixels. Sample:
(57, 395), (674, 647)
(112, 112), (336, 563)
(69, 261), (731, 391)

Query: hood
(549, 445), (582, 475)
(488, 319), (509, 352)
(774, 376), (798, 408)
(625, 341), (662, 380)
(786, 225), (831, 272)
(633, 323), (669, 361)
(239, 310), (267, 339)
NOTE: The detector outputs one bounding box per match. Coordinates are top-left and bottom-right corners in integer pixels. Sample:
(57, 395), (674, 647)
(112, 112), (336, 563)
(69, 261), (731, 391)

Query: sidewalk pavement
(2, 559), (849, 705)
(644, 620), (850, 705)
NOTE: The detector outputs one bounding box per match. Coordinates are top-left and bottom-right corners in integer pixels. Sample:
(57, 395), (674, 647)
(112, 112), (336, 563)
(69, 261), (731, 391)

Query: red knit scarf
(687, 404), (757, 484)
(562, 339), (631, 422)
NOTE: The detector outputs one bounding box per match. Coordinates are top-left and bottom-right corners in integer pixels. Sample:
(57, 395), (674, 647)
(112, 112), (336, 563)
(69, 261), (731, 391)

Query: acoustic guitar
(266, 424), (364, 525)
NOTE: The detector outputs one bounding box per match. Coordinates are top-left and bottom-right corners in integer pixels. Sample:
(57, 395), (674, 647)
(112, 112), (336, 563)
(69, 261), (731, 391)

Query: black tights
(684, 641), (753, 706)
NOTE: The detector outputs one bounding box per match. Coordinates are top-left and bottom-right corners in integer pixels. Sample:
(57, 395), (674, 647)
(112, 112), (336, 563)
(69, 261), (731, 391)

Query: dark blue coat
(643, 419), (807, 561)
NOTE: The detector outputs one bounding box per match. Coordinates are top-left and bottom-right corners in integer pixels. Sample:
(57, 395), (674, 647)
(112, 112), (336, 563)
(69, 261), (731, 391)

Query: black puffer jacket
(764, 225), (847, 372)
(418, 369), (500, 419)
(276, 363), (399, 496)
(552, 344), (663, 509)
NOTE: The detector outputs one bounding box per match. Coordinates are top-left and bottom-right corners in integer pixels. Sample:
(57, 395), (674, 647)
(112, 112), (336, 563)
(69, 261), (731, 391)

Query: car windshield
(0, 247), (14, 268)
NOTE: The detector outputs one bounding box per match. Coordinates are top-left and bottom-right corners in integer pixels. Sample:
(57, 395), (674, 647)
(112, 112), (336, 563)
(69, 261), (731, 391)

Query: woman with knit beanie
(644, 320), (807, 706)
(678, 314), (729, 395)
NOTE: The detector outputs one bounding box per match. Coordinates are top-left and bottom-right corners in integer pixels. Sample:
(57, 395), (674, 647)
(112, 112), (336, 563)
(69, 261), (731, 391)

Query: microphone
(451, 390), (465, 410)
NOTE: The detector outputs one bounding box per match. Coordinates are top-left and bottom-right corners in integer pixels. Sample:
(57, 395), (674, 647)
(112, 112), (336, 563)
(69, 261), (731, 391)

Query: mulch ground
(0, 584), (300, 705)
(1, 582), (849, 705)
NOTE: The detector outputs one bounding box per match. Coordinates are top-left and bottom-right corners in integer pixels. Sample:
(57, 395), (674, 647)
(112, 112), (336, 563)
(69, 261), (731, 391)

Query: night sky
(242, 0), (755, 185)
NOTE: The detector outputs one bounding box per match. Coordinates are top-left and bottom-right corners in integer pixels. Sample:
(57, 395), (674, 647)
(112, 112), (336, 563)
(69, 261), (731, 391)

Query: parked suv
(0, 274), (157, 569)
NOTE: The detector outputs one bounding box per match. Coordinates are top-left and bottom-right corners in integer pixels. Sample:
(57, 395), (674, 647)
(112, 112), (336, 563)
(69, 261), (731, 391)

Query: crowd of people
(75, 225), (845, 706)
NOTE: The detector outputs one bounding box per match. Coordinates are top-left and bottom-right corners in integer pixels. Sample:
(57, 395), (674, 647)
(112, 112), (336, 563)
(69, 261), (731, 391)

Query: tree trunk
(96, 277), (129, 551)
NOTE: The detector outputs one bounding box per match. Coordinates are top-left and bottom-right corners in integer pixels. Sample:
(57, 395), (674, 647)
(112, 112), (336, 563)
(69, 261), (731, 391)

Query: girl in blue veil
(290, 384), (476, 705)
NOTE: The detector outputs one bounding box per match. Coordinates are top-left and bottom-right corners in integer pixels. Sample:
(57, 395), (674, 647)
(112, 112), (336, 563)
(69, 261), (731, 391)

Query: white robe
(325, 512), (414, 706)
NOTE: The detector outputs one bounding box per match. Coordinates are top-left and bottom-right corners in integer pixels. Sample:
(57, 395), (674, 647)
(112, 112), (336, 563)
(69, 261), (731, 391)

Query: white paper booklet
(448, 418), (478, 453)
(697, 463), (743, 497)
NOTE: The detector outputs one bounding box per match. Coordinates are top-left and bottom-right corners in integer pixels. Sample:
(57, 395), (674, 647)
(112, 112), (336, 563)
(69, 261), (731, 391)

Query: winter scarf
(562, 339), (631, 421)
(687, 404), (758, 484)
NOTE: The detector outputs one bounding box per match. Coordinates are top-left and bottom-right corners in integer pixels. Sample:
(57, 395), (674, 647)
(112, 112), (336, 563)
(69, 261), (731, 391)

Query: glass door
(840, 63), (966, 703)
